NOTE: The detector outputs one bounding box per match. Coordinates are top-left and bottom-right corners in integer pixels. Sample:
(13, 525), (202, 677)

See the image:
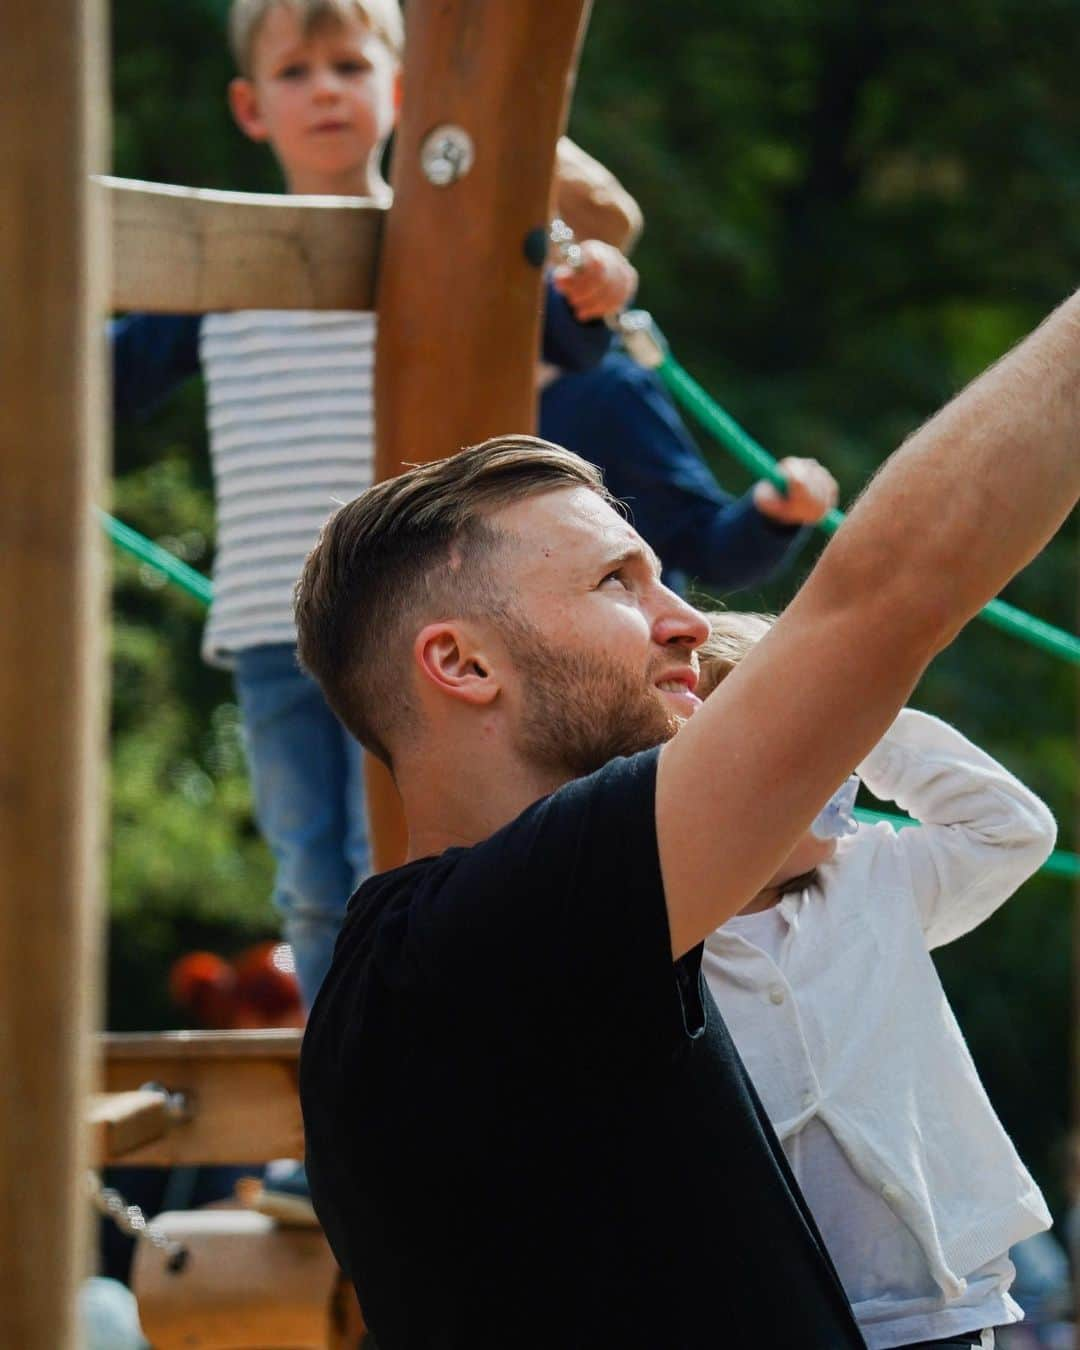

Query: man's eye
(278, 63), (307, 79)
(600, 569), (628, 589)
(337, 59), (371, 75)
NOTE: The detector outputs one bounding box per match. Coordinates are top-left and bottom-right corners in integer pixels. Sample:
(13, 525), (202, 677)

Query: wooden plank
(100, 175), (385, 313)
(369, 0), (592, 870)
(88, 1090), (168, 1160)
(104, 1028), (302, 1061)
(101, 1031), (303, 1165)
(0, 1), (107, 1345)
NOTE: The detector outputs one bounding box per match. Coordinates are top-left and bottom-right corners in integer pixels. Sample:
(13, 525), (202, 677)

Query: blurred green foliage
(110, 0), (1075, 1205)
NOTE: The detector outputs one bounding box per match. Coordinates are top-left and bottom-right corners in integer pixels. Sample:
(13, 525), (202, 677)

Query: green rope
(650, 343), (1080, 664)
(99, 509), (213, 606)
(854, 806), (1079, 879)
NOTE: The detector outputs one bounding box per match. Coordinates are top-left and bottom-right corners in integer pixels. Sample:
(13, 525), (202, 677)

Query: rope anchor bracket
(139, 1080), (195, 1125)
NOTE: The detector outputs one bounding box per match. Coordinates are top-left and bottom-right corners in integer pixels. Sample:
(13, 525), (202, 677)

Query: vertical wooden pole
(370, 0), (592, 869)
(0, 2), (108, 1345)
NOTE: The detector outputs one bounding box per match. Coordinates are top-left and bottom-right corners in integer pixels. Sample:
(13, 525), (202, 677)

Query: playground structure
(2, 1), (1077, 1345)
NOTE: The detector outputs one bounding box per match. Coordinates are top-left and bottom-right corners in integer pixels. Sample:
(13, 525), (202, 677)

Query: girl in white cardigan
(698, 613), (1057, 1350)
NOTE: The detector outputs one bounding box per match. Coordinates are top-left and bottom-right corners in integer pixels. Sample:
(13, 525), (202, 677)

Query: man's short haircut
(295, 436), (614, 767)
(228, 0), (405, 76)
(696, 610), (775, 699)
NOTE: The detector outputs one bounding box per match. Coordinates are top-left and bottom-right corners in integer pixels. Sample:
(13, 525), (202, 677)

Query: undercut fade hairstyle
(228, 0), (405, 76)
(295, 436), (614, 768)
(696, 610), (775, 699)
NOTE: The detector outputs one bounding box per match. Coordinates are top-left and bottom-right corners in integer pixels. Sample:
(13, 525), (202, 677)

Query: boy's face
(764, 830), (837, 892)
(229, 5), (400, 194)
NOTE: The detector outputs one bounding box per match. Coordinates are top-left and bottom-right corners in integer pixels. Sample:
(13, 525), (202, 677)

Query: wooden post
(370, 0), (593, 869)
(0, 1), (107, 1345)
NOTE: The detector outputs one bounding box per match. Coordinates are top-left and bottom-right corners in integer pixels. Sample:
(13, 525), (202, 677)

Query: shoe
(252, 1159), (318, 1227)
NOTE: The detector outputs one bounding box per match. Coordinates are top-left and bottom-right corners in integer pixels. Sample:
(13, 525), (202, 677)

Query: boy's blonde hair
(229, 0), (405, 76)
(696, 611), (775, 699)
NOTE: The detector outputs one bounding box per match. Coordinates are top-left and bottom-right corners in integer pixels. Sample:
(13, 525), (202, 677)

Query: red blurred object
(232, 941), (303, 1027)
(168, 950), (238, 1028)
(168, 942), (303, 1029)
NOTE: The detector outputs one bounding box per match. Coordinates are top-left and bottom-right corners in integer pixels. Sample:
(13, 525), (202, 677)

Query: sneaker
(252, 1159), (318, 1228)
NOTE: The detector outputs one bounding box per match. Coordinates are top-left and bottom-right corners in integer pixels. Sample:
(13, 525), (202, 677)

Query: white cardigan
(703, 708), (1056, 1299)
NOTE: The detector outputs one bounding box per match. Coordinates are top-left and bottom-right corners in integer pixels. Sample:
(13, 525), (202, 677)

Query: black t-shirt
(301, 750), (865, 1349)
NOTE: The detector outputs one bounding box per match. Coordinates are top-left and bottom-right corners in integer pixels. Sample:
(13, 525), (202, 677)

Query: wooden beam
(0, 1), (107, 1345)
(104, 1028), (302, 1061)
(88, 1090), (168, 1161)
(369, 0), (592, 870)
(101, 1031), (303, 1165)
(101, 175), (384, 313)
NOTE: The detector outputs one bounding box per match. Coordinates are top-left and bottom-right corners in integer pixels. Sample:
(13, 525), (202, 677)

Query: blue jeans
(232, 643), (369, 1009)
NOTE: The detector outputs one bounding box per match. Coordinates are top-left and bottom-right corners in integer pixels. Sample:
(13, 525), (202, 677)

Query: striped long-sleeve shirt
(198, 310), (375, 663)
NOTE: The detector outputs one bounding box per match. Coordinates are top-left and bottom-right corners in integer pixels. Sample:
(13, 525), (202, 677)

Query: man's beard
(501, 617), (682, 781)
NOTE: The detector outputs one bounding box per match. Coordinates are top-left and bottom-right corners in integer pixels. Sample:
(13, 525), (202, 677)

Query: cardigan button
(881, 1182), (900, 1203)
(768, 985), (785, 1005)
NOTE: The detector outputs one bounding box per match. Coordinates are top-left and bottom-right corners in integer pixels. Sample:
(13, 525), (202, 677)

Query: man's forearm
(658, 289), (1080, 957)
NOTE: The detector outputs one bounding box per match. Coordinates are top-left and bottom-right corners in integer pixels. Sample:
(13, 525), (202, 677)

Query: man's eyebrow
(603, 542), (663, 577)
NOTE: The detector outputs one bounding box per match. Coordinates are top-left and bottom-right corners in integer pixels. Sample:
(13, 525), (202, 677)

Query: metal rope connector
(613, 309), (667, 370)
(87, 1171), (190, 1275)
(549, 217), (584, 272)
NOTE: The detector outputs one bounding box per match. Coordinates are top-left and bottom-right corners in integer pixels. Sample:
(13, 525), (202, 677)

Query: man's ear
(392, 66), (404, 120)
(415, 623), (500, 707)
(228, 77), (269, 142)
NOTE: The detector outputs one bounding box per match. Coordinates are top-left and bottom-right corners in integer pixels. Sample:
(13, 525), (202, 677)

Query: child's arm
(856, 708), (1057, 948)
(540, 277), (613, 373)
(553, 137), (643, 253)
(111, 313), (202, 421)
(550, 140), (640, 323)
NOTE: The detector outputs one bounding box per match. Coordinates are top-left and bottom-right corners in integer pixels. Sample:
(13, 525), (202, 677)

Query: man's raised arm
(657, 291), (1080, 958)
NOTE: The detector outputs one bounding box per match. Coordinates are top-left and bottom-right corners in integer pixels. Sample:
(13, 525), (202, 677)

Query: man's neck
(398, 751), (569, 864)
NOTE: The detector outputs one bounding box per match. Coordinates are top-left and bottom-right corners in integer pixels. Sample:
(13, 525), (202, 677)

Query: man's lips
(653, 669), (702, 714)
(310, 120), (350, 133)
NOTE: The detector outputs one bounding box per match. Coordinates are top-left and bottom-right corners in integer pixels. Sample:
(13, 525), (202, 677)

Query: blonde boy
(697, 612), (1056, 1350)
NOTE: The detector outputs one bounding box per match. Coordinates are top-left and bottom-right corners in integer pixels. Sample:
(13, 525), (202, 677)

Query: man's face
(235, 5), (399, 193)
(487, 487), (710, 779)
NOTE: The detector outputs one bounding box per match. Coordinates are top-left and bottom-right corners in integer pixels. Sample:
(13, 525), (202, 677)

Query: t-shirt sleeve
(381, 749), (704, 1049)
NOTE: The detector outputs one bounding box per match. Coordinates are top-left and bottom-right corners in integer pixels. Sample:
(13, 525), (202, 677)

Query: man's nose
(653, 588), (710, 649)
